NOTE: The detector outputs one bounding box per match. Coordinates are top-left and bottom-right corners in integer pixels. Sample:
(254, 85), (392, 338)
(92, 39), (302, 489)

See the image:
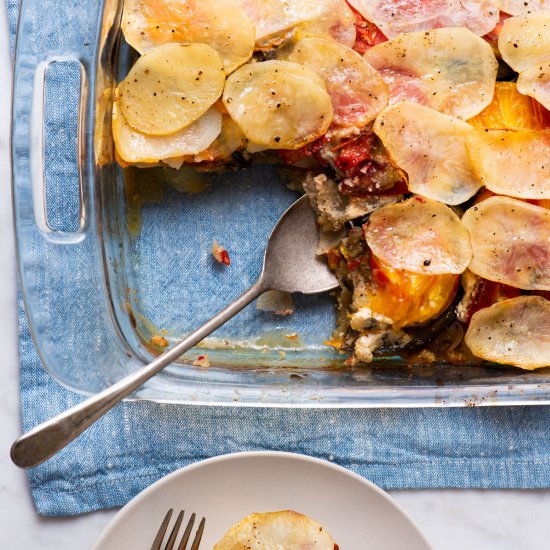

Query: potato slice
(284, 38), (388, 128)
(213, 511), (336, 550)
(119, 43), (225, 136)
(347, 0), (499, 38)
(364, 28), (498, 120)
(498, 11), (550, 72)
(501, 0), (549, 14)
(165, 114), (246, 167)
(364, 197), (473, 275)
(122, 0), (254, 73)
(466, 129), (550, 199)
(465, 296), (550, 370)
(374, 102), (481, 205)
(113, 93), (222, 164)
(462, 197), (550, 290)
(222, 60), (332, 149)
(235, 0), (356, 49)
(517, 61), (550, 111)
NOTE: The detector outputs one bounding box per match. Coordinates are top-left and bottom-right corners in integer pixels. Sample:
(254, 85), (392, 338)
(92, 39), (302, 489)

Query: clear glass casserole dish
(11, 0), (550, 407)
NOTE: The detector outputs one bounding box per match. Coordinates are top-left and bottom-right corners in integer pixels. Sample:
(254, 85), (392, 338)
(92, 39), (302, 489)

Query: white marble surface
(1, 5), (550, 550)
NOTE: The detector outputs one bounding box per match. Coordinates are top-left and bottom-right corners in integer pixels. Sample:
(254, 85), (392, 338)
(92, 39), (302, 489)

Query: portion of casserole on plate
(213, 510), (338, 549)
(112, 0), (550, 370)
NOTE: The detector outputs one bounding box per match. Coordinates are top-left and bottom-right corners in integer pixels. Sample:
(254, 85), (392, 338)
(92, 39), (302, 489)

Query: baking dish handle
(11, 0), (120, 244)
(11, 0), (139, 400)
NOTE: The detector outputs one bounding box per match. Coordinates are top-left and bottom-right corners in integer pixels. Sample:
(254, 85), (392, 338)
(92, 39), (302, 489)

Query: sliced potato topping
(347, 0), (499, 39)
(235, 0), (356, 49)
(222, 60), (333, 149)
(364, 28), (498, 120)
(166, 114), (246, 167)
(189, 115), (246, 163)
(374, 102), (481, 205)
(213, 511), (336, 550)
(113, 94), (222, 164)
(467, 82), (550, 130)
(498, 11), (550, 72)
(293, 0), (356, 47)
(122, 0), (254, 73)
(119, 43), (225, 136)
(501, 0), (549, 14)
(466, 129), (550, 199)
(364, 197), (473, 275)
(465, 296), (550, 370)
(517, 61), (550, 112)
(284, 38), (388, 128)
(462, 197), (550, 290)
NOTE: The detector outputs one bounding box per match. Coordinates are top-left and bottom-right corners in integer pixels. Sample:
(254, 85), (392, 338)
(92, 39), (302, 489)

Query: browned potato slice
(364, 28), (498, 120)
(498, 11), (550, 72)
(347, 0), (499, 38)
(517, 61), (550, 111)
(213, 511), (337, 549)
(462, 197), (550, 290)
(235, 0), (356, 49)
(501, 0), (549, 14)
(113, 93), (222, 164)
(466, 129), (550, 199)
(364, 197), (473, 275)
(374, 102), (481, 205)
(465, 296), (550, 370)
(119, 43), (225, 136)
(222, 60), (332, 149)
(122, 0), (254, 73)
(285, 38), (388, 128)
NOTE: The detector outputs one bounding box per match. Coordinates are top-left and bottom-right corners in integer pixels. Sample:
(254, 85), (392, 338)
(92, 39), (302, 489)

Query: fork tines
(151, 509), (205, 550)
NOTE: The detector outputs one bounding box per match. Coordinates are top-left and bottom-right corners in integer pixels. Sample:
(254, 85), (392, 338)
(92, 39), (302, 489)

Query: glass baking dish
(11, 0), (550, 407)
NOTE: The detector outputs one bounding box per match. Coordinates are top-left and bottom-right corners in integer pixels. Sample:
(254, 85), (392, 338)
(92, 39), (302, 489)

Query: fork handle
(11, 279), (266, 468)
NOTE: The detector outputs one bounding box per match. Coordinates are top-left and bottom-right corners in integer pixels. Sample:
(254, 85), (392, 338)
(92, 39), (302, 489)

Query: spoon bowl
(261, 194), (338, 294)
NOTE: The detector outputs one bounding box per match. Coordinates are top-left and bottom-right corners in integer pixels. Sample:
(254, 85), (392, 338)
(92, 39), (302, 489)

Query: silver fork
(151, 509), (205, 550)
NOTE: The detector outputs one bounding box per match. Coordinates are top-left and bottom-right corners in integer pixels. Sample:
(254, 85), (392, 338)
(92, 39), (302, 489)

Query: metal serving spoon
(11, 195), (338, 468)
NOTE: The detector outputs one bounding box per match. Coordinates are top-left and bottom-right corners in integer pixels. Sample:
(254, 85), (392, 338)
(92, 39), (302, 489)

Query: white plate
(92, 451), (431, 549)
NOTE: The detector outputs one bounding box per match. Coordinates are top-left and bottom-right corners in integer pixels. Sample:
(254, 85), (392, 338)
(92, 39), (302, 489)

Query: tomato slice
(348, 3), (387, 55)
(351, 255), (459, 329)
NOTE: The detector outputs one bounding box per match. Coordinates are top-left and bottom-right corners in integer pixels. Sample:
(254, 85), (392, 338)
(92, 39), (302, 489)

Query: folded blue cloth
(9, 0), (550, 517)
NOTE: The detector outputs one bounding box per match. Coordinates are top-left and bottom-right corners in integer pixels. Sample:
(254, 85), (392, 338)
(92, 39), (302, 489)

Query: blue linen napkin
(9, 0), (550, 517)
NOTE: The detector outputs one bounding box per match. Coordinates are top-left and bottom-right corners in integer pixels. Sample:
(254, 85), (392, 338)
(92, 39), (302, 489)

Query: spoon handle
(11, 279), (266, 468)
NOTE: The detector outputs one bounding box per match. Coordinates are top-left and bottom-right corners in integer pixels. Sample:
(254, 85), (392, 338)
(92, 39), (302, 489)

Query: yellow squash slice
(374, 102), (481, 205)
(235, 0), (356, 49)
(465, 296), (550, 370)
(213, 511), (337, 550)
(222, 60), (333, 149)
(462, 196), (550, 290)
(501, 0), (549, 14)
(498, 11), (550, 72)
(364, 197), (473, 275)
(118, 43), (225, 136)
(466, 129), (550, 199)
(517, 61), (550, 111)
(364, 28), (498, 120)
(113, 94), (222, 164)
(285, 38), (388, 128)
(121, 0), (254, 73)
(467, 81), (550, 130)
(347, 0), (499, 38)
